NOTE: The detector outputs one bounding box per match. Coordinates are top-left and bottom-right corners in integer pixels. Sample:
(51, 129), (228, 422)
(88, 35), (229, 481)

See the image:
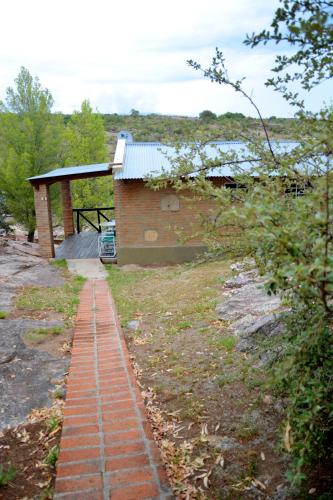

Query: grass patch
(177, 320), (192, 330)
(16, 275), (86, 324)
(106, 261), (231, 329)
(0, 464), (16, 487)
(216, 371), (241, 387)
(44, 446), (59, 467)
(209, 334), (237, 352)
(46, 415), (61, 432)
(24, 326), (64, 344)
(236, 413), (259, 441)
(0, 310), (8, 319)
(106, 265), (153, 325)
(51, 259), (68, 269)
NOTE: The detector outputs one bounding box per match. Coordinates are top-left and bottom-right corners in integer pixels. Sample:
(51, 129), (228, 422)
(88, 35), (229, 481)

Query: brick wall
(114, 179), (224, 249)
(61, 180), (75, 237)
(33, 184), (55, 259)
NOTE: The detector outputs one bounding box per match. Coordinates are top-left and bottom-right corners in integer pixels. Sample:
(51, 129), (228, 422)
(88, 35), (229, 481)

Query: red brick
(67, 381), (96, 390)
(56, 474), (102, 493)
(101, 400), (134, 412)
(58, 447), (100, 463)
(99, 391), (132, 402)
(109, 482), (159, 500)
(105, 441), (145, 457)
(61, 434), (101, 449)
(62, 424), (99, 437)
(104, 429), (142, 444)
(142, 420), (154, 440)
(102, 408), (137, 420)
(63, 405), (97, 417)
(108, 467), (154, 486)
(57, 461), (100, 478)
(66, 389), (97, 399)
(105, 454), (149, 472)
(63, 414), (98, 426)
(103, 418), (139, 433)
(66, 397), (98, 406)
(157, 465), (170, 490)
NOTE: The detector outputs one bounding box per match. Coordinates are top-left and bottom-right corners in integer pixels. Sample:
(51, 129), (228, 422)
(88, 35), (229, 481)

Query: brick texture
(60, 180), (75, 237)
(54, 280), (172, 499)
(33, 184), (55, 259)
(114, 178), (224, 248)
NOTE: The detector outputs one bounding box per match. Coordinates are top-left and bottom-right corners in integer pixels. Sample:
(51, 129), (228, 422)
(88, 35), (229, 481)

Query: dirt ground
(107, 261), (330, 499)
(0, 409), (63, 500)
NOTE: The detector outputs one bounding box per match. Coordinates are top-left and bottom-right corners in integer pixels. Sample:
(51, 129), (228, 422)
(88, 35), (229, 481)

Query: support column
(33, 184), (55, 259)
(60, 180), (74, 237)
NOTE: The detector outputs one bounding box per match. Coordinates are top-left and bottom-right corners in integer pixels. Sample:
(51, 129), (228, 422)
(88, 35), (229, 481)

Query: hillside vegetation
(100, 113), (297, 150)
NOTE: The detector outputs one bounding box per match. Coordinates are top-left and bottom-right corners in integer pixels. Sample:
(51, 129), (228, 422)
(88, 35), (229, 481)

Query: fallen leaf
(284, 420), (292, 452)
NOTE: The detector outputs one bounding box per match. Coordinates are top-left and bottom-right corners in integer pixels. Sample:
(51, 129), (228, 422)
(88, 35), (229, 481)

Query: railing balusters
(72, 207), (114, 234)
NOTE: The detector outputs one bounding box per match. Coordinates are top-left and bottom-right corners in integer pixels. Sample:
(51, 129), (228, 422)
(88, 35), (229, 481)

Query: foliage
(102, 112), (296, 146)
(199, 109), (217, 121)
(244, 0), (333, 105)
(44, 446), (59, 467)
(24, 325), (64, 344)
(275, 310), (333, 484)
(0, 194), (11, 233)
(0, 464), (16, 487)
(0, 72), (111, 237)
(46, 415), (61, 432)
(64, 100), (111, 211)
(0, 311), (8, 319)
(152, 1), (333, 489)
(0, 67), (64, 240)
(51, 258), (68, 269)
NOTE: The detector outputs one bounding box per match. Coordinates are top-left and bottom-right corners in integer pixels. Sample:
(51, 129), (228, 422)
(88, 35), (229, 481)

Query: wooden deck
(55, 232), (99, 259)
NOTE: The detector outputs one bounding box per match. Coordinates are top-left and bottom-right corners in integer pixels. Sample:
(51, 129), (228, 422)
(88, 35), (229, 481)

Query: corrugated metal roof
(114, 141), (299, 180)
(28, 163), (110, 182)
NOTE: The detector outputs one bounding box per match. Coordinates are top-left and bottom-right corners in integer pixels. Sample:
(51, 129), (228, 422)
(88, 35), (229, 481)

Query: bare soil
(108, 261), (328, 499)
(0, 419), (61, 500)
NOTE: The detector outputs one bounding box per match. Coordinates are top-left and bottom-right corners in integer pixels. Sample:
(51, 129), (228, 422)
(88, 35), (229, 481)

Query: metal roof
(28, 163), (110, 183)
(113, 141), (299, 180)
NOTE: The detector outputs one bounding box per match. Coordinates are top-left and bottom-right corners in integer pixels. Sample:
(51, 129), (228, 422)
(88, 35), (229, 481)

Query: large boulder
(0, 319), (68, 430)
(217, 265), (285, 356)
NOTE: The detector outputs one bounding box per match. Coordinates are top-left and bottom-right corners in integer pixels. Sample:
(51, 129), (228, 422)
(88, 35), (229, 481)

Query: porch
(28, 162), (115, 259)
(55, 232), (100, 259)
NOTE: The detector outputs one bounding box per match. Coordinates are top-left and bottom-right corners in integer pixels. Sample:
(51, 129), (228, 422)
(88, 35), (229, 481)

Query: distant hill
(100, 113), (297, 152)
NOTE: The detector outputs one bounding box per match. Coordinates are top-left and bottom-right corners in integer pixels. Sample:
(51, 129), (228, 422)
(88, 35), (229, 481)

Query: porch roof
(28, 163), (112, 185)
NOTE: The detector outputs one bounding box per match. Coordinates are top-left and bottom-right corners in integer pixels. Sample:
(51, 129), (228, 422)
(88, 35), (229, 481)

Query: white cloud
(0, 0), (329, 116)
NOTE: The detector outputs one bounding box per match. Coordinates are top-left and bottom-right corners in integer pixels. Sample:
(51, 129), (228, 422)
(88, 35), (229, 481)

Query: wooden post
(33, 184), (55, 259)
(61, 180), (75, 237)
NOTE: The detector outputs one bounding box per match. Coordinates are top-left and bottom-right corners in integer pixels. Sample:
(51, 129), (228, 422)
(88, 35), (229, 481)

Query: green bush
(0, 464), (16, 487)
(274, 310), (333, 484)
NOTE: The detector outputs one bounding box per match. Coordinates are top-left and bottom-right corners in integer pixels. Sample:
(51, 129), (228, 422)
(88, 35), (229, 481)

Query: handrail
(72, 207), (114, 233)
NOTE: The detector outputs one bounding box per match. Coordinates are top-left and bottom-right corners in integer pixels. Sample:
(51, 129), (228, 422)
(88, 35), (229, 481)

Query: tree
(63, 100), (111, 211)
(199, 109), (217, 121)
(0, 67), (64, 241)
(153, 0), (333, 489)
(244, 0), (333, 105)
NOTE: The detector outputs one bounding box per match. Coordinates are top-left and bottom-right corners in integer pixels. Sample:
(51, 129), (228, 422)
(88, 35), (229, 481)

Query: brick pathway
(55, 280), (172, 499)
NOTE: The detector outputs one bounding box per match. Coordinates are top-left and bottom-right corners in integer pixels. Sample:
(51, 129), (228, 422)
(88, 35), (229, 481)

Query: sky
(0, 0), (331, 117)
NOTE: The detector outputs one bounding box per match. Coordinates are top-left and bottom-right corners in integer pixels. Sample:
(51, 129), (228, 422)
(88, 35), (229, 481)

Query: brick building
(29, 133), (297, 264)
(112, 133), (228, 265)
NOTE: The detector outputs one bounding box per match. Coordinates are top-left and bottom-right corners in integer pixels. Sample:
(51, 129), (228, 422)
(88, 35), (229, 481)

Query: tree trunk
(27, 229), (35, 242)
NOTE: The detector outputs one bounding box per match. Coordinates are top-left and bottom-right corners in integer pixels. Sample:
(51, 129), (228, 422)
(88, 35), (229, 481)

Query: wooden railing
(72, 207), (115, 233)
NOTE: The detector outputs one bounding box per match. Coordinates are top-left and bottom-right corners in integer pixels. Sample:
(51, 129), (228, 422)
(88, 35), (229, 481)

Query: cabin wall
(114, 178), (225, 265)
